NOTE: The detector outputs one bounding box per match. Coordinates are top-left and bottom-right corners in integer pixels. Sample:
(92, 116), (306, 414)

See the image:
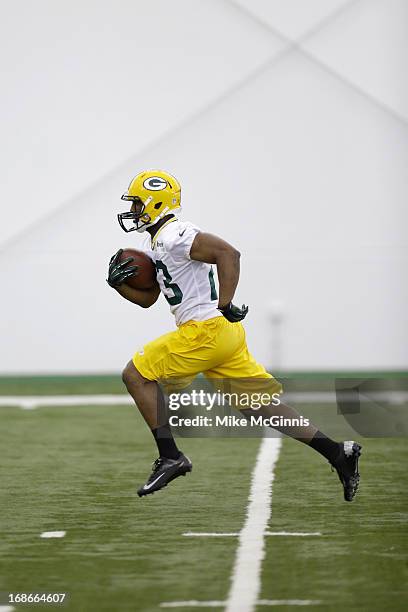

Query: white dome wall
(0, 0), (406, 373)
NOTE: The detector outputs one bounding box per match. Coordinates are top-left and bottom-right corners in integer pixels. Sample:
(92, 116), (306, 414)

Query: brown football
(119, 248), (157, 290)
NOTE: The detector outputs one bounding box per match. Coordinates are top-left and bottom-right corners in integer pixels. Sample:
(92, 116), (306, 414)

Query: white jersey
(141, 218), (222, 326)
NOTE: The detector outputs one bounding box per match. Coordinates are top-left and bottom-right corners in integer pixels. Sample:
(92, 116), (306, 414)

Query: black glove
(218, 301), (249, 323)
(107, 249), (138, 288)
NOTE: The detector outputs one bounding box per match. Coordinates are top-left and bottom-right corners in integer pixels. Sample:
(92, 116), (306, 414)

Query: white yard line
(160, 603), (224, 609)
(160, 601), (321, 608)
(1, 391), (406, 410)
(225, 436), (281, 612)
(162, 437), (285, 611)
(264, 531), (321, 537)
(40, 531), (66, 538)
(257, 601), (321, 607)
(0, 395), (133, 409)
(183, 532), (239, 537)
(183, 531), (321, 537)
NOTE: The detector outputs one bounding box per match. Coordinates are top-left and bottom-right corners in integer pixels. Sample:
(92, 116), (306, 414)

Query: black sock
(308, 431), (340, 463)
(152, 424), (180, 459)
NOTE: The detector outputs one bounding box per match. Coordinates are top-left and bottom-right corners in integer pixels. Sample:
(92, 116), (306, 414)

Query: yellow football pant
(133, 316), (282, 397)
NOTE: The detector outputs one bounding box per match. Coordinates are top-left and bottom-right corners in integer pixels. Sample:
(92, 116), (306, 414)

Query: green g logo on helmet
(143, 176), (168, 191)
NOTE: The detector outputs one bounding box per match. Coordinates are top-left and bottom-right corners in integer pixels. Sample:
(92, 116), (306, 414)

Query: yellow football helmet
(118, 169), (181, 233)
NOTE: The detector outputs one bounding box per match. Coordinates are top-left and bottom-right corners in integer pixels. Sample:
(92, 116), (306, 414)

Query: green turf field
(1, 376), (407, 611)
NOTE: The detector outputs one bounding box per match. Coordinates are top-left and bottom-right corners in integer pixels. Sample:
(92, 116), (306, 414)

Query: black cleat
(137, 453), (192, 497)
(330, 441), (362, 502)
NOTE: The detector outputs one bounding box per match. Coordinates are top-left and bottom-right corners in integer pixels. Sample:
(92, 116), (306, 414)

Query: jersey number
(155, 262), (218, 306)
(155, 261), (183, 305)
(209, 266), (218, 301)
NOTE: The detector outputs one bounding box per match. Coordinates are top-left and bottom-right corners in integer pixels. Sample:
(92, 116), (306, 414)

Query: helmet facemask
(118, 195), (153, 233)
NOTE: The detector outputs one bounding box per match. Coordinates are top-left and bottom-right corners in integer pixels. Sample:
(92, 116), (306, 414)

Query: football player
(107, 170), (361, 501)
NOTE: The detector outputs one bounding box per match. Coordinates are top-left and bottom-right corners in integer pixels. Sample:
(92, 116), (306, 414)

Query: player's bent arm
(114, 283), (161, 308)
(190, 232), (240, 308)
